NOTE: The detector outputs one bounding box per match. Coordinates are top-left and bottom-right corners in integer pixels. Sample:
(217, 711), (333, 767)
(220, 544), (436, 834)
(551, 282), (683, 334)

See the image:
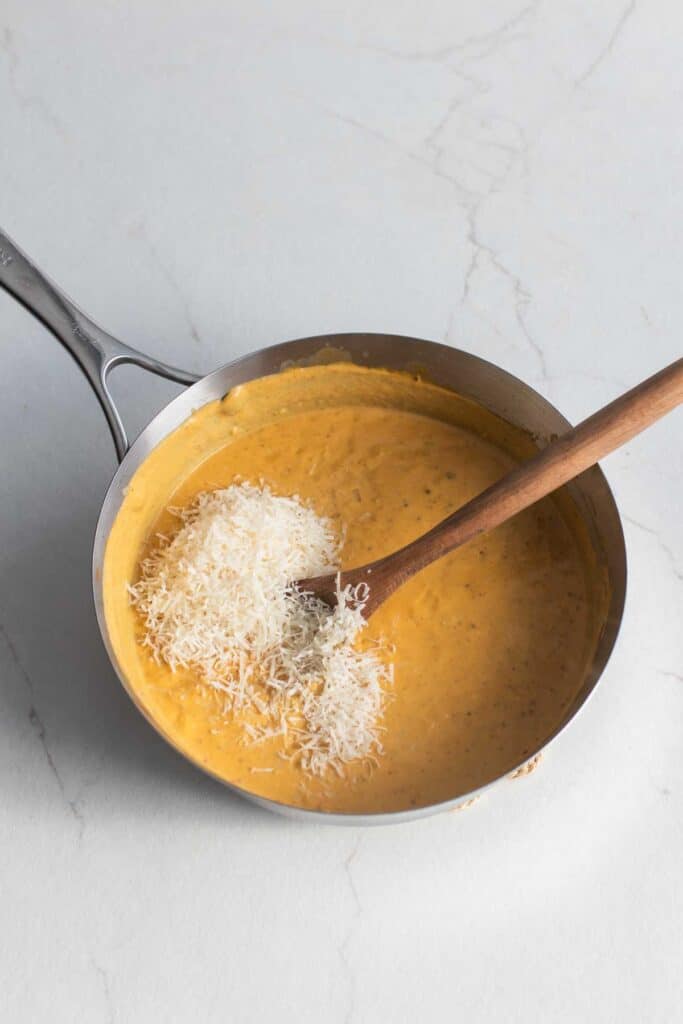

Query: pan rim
(92, 332), (627, 824)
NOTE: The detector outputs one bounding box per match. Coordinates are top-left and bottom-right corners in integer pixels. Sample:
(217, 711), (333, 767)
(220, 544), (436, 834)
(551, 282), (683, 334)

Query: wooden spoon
(298, 358), (683, 618)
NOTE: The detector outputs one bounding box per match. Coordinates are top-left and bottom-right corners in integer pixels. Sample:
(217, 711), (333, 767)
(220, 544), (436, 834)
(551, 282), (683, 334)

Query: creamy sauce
(104, 365), (608, 813)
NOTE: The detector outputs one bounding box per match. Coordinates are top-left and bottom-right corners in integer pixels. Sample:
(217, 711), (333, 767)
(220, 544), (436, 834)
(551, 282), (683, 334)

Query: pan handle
(0, 228), (200, 462)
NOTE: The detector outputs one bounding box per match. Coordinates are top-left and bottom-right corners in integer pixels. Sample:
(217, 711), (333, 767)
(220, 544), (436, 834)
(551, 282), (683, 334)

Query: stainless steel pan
(0, 229), (627, 825)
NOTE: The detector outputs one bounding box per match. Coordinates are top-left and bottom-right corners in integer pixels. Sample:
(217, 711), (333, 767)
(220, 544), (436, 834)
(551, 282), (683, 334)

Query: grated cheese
(128, 482), (392, 775)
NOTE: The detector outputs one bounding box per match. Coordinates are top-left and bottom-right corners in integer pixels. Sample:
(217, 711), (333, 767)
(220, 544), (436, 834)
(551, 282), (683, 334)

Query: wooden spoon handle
(381, 357), (683, 583)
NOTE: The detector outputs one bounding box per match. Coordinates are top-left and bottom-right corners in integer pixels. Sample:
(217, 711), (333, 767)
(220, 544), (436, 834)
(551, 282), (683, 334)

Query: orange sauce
(104, 365), (607, 812)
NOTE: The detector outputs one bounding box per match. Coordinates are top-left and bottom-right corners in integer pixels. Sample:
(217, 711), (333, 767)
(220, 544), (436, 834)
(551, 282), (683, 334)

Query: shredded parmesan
(128, 482), (391, 775)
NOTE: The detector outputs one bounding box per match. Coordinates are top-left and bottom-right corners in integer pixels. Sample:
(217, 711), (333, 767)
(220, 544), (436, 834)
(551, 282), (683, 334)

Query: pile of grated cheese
(128, 482), (392, 776)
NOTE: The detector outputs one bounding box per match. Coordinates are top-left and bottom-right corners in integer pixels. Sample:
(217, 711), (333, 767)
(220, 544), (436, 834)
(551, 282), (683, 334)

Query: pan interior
(102, 361), (611, 814)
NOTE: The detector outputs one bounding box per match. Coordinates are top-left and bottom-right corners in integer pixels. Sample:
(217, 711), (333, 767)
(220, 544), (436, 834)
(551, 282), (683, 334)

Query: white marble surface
(1, 2), (681, 1021)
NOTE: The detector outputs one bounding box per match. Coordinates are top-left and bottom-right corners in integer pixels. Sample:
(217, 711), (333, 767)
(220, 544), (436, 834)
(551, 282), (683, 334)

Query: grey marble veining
(0, 2), (681, 1021)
